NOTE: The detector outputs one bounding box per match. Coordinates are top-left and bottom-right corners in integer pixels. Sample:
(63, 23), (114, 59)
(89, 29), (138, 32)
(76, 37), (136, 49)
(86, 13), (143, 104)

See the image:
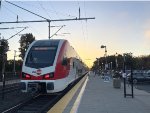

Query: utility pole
(79, 7), (80, 19)
(13, 50), (17, 76)
(111, 62), (112, 70)
(0, 0), (1, 10)
(2, 53), (6, 99)
(49, 22), (50, 39)
(123, 54), (126, 98)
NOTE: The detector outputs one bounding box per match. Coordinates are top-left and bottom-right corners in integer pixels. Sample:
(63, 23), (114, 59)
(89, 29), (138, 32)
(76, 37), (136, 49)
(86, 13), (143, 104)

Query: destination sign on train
(33, 47), (56, 50)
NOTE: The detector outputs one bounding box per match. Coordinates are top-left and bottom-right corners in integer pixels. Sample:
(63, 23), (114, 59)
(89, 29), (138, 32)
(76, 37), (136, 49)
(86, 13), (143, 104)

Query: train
(20, 39), (88, 93)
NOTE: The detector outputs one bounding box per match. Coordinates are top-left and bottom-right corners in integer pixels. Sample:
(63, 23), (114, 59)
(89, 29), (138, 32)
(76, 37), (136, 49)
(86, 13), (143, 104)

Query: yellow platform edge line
(70, 76), (89, 113)
(47, 75), (87, 113)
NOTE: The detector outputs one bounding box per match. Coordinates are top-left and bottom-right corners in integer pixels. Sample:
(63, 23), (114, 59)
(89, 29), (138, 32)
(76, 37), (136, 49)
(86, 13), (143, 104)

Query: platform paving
(77, 72), (150, 113)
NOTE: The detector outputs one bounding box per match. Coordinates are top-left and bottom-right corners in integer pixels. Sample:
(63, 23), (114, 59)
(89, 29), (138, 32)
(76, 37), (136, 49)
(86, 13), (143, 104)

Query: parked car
(127, 72), (150, 84)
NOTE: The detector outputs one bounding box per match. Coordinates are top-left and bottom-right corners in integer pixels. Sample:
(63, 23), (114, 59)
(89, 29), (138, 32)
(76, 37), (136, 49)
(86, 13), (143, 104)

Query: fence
(0, 72), (20, 82)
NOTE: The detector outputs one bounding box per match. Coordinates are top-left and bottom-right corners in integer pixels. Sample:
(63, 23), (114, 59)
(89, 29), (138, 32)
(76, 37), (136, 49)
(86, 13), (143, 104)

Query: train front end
(20, 40), (66, 93)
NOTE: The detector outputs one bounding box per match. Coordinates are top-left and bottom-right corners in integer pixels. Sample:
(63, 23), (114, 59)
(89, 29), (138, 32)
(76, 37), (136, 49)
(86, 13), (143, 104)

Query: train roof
(33, 39), (67, 47)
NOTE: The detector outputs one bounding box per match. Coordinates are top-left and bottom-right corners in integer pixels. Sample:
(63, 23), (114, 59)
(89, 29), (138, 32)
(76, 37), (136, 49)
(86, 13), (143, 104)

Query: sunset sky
(0, 1), (150, 67)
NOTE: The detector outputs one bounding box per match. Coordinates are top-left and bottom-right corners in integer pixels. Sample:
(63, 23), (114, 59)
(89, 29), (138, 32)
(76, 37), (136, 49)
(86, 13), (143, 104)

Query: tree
(19, 33), (35, 60)
(0, 39), (9, 81)
(0, 39), (9, 56)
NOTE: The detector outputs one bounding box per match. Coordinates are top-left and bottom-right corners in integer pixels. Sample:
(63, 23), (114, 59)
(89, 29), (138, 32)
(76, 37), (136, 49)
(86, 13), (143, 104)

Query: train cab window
(25, 46), (57, 68)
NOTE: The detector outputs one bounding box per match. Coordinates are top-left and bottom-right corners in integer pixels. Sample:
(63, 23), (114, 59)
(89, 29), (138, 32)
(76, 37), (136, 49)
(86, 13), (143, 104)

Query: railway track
(0, 83), (21, 95)
(2, 73), (87, 113)
(2, 89), (64, 113)
(2, 91), (62, 113)
(11, 94), (57, 113)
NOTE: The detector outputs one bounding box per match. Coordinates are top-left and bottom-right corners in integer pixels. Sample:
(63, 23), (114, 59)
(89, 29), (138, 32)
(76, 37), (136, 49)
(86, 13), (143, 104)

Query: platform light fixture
(101, 45), (107, 70)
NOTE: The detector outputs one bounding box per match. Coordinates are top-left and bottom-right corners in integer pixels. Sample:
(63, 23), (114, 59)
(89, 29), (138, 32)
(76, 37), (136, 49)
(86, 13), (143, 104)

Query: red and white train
(20, 39), (88, 93)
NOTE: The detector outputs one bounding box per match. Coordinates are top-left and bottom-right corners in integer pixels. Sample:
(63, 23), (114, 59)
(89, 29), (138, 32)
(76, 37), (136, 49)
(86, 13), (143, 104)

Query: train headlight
(43, 73), (54, 79)
(44, 74), (50, 79)
(25, 74), (31, 79)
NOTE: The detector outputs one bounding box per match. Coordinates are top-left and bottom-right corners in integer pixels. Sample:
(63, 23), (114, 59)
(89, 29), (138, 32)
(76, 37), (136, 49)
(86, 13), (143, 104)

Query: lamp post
(123, 53), (126, 97)
(101, 45), (107, 70)
(115, 52), (118, 70)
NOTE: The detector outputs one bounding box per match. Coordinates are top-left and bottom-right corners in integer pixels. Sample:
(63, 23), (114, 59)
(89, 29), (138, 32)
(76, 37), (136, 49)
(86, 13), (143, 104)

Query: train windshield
(25, 46), (57, 68)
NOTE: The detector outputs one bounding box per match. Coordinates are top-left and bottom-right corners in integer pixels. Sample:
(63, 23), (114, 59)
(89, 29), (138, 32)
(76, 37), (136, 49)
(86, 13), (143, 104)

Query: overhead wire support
(5, 0), (50, 21)
(6, 27), (28, 40)
(79, 7), (80, 19)
(3, 0), (95, 39)
(50, 25), (66, 28)
(0, 17), (95, 39)
(5, 0), (51, 38)
(0, 26), (28, 30)
(0, 0), (1, 10)
(0, 17), (95, 24)
(50, 25), (66, 38)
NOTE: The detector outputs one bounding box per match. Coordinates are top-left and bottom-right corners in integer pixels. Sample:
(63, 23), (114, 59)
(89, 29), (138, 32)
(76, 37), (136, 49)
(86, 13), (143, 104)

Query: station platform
(64, 72), (150, 113)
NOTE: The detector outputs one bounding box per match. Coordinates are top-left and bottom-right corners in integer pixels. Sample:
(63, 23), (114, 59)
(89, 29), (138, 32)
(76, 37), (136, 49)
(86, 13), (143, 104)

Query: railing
(0, 72), (20, 82)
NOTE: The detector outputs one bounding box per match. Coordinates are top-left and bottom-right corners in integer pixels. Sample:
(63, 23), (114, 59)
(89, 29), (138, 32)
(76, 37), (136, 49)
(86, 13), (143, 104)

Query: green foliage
(0, 60), (23, 72)
(91, 54), (150, 71)
(0, 39), (9, 55)
(133, 55), (150, 70)
(19, 33), (35, 60)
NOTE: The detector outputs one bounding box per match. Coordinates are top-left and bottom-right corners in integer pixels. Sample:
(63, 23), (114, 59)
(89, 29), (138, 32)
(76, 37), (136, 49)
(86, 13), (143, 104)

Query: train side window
(62, 57), (68, 66)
